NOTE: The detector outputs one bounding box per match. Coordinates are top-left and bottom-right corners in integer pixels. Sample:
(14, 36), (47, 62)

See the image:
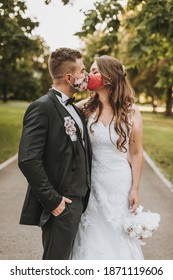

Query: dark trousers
(41, 196), (83, 260)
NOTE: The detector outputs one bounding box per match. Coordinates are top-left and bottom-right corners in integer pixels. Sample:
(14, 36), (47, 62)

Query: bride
(71, 55), (144, 260)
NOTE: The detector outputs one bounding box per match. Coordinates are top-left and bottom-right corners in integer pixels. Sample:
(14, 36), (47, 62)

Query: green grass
(0, 102), (173, 185)
(0, 101), (29, 163)
(141, 111), (173, 184)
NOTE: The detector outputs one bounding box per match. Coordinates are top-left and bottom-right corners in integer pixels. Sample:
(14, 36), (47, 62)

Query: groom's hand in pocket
(51, 197), (72, 217)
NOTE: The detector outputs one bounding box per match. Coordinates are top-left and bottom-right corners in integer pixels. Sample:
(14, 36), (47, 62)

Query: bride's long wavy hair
(83, 55), (135, 152)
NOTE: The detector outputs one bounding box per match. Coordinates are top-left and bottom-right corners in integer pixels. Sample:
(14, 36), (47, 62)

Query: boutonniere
(64, 116), (77, 142)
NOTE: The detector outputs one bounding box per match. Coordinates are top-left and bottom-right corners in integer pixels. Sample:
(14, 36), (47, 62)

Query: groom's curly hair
(48, 48), (82, 80)
(82, 55), (135, 153)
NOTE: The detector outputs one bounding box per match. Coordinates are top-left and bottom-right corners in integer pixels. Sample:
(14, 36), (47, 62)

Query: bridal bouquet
(123, 205), (160, 245)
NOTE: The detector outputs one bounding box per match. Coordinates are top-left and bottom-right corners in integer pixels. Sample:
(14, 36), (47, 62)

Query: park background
(0, 0), (173, 260)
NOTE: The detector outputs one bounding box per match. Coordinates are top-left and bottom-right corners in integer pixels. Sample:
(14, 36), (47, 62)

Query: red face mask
(87, 73), (104, 91)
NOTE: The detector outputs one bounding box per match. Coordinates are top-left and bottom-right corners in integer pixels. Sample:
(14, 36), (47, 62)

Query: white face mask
(70, 73), (88, 92)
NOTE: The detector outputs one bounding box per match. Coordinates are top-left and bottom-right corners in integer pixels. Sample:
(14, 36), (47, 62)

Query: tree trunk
(165, 86), (172, 117)
(151, 95), (157, 113)
(2, 84), (8, 103)
(148, 89), (157, 113)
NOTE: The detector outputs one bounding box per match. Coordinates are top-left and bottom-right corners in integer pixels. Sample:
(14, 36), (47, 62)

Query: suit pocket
(41, 204), (71, 231)
(53, 203), (71, 221)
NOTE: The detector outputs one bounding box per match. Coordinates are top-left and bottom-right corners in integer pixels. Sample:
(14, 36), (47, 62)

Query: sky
(26, 0), (127, 51)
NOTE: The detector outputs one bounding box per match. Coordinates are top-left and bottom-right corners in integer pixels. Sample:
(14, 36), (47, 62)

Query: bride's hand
(129, 189), (139, 214)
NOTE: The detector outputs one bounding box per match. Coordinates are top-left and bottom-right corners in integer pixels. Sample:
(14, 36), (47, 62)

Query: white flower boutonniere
(64, 116), (77, 142)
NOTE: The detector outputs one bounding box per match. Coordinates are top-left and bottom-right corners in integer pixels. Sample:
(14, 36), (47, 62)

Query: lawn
(0, 101), (29, 163)
(141, 111), (173, 184)
(0, 102), (173, 185)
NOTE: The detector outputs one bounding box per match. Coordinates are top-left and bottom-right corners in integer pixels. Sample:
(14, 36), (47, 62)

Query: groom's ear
(64, 73), (73, 84)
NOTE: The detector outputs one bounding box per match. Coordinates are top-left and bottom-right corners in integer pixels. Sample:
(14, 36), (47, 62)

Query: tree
(76, 0), (123, 53)
(11, 37), (51, 101)
(0, 0), (49, 102)
(115, 10), (162, 112)
(125, 0), (173, 116)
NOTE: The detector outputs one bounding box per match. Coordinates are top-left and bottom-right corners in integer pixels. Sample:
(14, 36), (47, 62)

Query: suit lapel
(48, 89), (84, 149)
(72, 104), (92, 160)
(72, 104), (88, 147)
(73, 104), (92, 184)
(48, 89), (68, 119)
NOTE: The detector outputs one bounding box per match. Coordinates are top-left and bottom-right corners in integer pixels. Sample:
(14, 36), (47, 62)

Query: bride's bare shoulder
(75, 98), (90, 110)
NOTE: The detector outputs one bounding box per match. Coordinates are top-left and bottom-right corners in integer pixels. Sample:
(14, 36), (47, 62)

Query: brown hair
(83, 55), (135, 152)
(48, 48), (82, 80)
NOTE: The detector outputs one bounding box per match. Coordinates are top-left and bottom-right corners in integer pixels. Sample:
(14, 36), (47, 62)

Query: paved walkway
(0, 159), (173, 260)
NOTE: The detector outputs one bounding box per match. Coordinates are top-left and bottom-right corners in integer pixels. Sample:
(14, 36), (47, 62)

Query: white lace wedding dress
(71, 113), (144, 260)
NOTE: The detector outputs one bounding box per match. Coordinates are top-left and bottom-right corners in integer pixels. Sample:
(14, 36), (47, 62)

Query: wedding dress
(71, 112), (144, 260)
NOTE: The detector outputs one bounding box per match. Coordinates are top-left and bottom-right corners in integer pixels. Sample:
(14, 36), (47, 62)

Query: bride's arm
(75, 98), (90, 110)
(129, 104), (143, 213)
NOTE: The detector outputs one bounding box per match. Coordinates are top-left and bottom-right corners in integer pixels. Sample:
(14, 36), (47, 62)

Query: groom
(18, 48), (91, 259)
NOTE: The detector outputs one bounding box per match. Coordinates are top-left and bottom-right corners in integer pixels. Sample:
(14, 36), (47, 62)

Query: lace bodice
(87, 112), (129, 166)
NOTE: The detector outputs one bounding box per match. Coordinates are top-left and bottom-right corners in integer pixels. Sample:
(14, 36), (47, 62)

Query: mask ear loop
(98, 70), (113, 86)
(65, 73), (76, 90)
(68, 73), (76, 80)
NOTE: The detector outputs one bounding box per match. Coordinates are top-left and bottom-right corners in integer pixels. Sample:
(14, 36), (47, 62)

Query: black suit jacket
(18, 89), (92, 225)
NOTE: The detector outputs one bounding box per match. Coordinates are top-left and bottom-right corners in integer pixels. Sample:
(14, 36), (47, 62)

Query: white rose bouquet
(123, 205), (160, 245)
